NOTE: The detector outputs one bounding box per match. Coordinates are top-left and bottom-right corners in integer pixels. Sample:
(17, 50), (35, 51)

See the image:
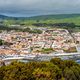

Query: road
(0, 52), (80, 61)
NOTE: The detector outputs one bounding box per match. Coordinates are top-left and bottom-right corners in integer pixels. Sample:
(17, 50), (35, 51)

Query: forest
(0, 58), (80, 80)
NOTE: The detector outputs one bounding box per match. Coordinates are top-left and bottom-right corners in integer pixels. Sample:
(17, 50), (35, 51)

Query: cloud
(0, 0), (80, 16)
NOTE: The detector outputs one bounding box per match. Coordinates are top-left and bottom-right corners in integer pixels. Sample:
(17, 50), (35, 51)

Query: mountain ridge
(0, 14), (80, 20)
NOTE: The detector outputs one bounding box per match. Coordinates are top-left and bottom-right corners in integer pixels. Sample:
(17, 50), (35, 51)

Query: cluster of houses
(0, 28), (79, 55)
(72, 32), (80, 44)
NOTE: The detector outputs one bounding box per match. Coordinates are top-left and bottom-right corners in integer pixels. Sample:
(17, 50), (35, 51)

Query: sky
(0, 0), (80, 17)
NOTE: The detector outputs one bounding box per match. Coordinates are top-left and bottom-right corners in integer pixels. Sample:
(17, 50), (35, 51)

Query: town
(0, 28), (79, 57)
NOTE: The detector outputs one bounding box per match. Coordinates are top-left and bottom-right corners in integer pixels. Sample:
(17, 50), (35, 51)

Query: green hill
(28, 14), (80, 20)
(1, 14), (80, 20)
(0, 14), (80, 30)
(25, 14), (80, 26)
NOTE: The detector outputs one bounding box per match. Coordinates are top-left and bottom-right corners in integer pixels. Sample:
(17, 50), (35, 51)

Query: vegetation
(40, 48), (55, 54)
(0, 39), (4, 45)
(0, 25), (42, 34)
(0, 58), (80, 80)
(23, 28), (42, 34)
(0, 25), (23, 31)
(0, 14), (80, 32)
(0, 39), (13, 46)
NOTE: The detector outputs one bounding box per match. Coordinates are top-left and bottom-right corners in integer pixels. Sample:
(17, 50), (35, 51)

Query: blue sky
(0, 0), (80, 17)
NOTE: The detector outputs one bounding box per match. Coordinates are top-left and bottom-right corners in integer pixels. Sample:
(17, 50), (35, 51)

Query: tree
(63, 67), (77, 80)
(0, 58), (79, 80)
(50, 58), (65, 70)
(0, 39), (3, 45)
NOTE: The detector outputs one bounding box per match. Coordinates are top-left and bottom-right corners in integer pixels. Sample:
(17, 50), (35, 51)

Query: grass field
(0, 14), (80, 32)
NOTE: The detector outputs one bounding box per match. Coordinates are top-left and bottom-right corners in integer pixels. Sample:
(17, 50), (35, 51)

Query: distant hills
(0, 15), (15, 20)
(0, 14), (80, 20)
(0, 14), (80, 32)
(0, 14), (80, 27)
(27, 14), (80, 20)
(0, 15), (8, 19)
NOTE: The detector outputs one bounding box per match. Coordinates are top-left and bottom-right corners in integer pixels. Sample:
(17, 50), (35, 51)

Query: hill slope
(1, 14), (80, 26)
(1, 14), (80, 20)
(28, 14), (80, 20)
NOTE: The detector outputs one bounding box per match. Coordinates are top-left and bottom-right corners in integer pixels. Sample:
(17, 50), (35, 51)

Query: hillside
(28, 14), (80, 20)
(0, 15), (14, 20)
(0, 14), (80, 29)
(26, 14), (80, 26)
(1, 14), (80, 20)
